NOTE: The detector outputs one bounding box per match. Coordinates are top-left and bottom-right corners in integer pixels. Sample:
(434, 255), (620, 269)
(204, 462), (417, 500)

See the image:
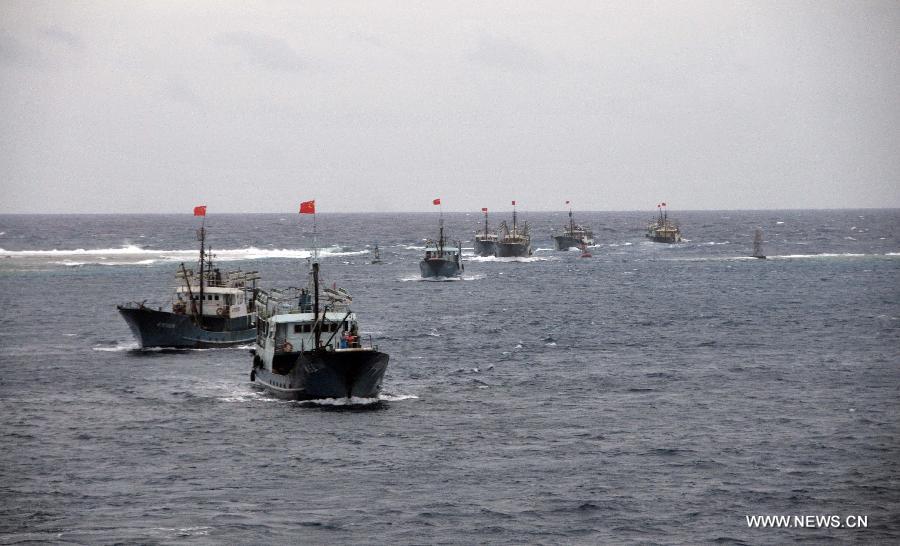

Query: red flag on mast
(433, 198), (441, 205)
(565, 200), (570, 205)
(511, 200), (516, 206)
(299, 200), (315, 214)
(481, 207), (488, 212)
(661, 202), (667, 207)
(193, 205), (207, 217)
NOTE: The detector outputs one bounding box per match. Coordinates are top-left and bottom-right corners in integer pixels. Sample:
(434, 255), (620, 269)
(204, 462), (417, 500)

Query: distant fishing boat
(250, 200), (389, 400)
(494, 200), (532, 258)
(474, 207), (498, 257)
(117, 206), (258, 348)
(553, 200), (594, 250)
(371, 244), (383, 264)
(420, 198), (463, 278)
(645, 202), (682, 243)
(751, 229), (767, 259)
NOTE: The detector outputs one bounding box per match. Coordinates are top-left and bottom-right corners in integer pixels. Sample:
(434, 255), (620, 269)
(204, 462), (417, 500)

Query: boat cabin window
(293, 324), (313, 333)
(214, 295), (220, 301)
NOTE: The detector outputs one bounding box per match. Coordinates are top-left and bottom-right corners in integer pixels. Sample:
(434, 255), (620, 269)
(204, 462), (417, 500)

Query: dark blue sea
(1, 210), (898, 544)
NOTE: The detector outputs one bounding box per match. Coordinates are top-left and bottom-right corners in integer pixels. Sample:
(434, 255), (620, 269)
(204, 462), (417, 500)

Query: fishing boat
(117, 206), (259, 348)
(250, 200), (389, 400)
(645, 202), (682, 243)
(751, 229), (767, 259)
(371, 244), (383, 264)
(420, 198), (463, 278)
(553, 201), (594, 250)
(494, 200), (532, 257)
(473, 207), (498, 257)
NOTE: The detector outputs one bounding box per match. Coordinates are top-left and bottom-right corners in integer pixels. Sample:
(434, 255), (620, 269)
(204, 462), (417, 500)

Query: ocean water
(0, 210), (898, 544)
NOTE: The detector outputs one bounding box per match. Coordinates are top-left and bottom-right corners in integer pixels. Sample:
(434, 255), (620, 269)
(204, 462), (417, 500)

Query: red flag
(193, 205), (207, 217)
(657, 204), (661, 208)
(299, 200), (315, 214)
(661, 202), (667, 207)
(481, 207), (488, 212)
(433, 198), (441, 205)
(565, 200), (570, 205)
(511, 200), (516, 206)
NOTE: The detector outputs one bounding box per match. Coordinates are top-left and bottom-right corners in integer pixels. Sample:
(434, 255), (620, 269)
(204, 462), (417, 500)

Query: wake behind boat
(251, 200), (389, 400)
(117, 206), (258, 348)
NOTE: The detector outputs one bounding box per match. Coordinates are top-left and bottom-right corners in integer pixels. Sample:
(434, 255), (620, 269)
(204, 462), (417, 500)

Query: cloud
(467, 34), (543, 72)
(214, 31), (306, 73)
(166, 75), (202, 108)
(40, 26), (83, 50)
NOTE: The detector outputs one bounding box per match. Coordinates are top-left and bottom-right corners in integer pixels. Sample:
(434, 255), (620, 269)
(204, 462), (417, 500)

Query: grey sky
(1, 1), (898, 213)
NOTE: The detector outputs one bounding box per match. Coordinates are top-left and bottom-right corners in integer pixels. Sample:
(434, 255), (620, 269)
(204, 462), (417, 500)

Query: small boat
(645, 202), (682, 243)
(117, 206), (259, 348)
(474, 208), (498, 257)
(494, 201), (532, 257)
(420, 199), (463, 278)
(250, 203), (389, 400)
(579, 242), (592, 258)
(751, 229), (767, 259)
(553, 201), (594, 250)
(371, 244), (383, 264)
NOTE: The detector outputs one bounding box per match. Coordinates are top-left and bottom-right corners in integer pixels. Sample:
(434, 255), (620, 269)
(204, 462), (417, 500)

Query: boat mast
(313, 261), (321, 349)
(439, 208), (445, 255)
(512, 200), (517, 235)
(569, 203), (574, 234)
(484, 209), (489, 237)
(197, 217), (205, 323)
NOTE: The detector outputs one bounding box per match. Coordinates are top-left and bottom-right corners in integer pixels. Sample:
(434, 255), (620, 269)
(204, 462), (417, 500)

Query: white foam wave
(2, 245), (365, 265)
(773, 253), (868, 259)
(297, 392), (418, 406)
(92, 342), (140, 352)
(467, 256), (555, 263)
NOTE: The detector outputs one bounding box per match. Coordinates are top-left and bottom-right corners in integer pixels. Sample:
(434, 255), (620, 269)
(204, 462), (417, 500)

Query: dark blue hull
(252, 349), (389, 400)
(494, 241), (532, 257)
(474, 239), (495, 257)
(420, 258), (462, 278)
(117, 306), (255, 349)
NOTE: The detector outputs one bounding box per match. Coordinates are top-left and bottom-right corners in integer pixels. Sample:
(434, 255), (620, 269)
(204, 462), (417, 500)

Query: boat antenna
(567, 200), (573, 233)
(512, 200), (517, 235)
(483, 207), (488, 237)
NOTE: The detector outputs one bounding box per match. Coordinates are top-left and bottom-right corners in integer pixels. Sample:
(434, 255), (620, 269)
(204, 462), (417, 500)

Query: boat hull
(420, 258), (462, 278)
(553, 235), (592, 250)
(494, 241), (532, 257)
(117, 306), (255, 349)
(252, 349), (389, 400)
(646, 234), (682, 244)
(474, 239), (495, 257)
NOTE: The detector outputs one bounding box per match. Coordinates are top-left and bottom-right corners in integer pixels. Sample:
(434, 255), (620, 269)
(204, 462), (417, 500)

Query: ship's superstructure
(751, 229), (767, 259)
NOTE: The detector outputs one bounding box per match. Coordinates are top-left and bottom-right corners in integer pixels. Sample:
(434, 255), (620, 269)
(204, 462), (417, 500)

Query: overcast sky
(1, 1), (898, 213)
